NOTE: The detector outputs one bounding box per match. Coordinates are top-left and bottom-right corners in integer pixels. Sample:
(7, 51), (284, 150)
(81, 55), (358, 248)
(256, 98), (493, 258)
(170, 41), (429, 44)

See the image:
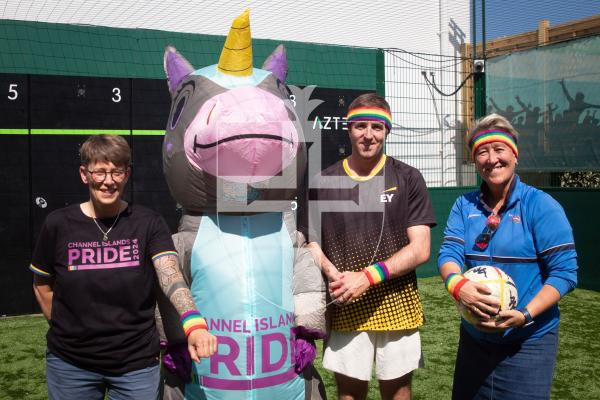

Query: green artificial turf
(0, 315), (48, 400)
(1, 277), (599, 400)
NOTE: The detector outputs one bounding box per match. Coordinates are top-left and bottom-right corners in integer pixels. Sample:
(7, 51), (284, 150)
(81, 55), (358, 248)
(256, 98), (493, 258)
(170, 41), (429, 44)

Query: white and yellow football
(458, 265), (518, 325)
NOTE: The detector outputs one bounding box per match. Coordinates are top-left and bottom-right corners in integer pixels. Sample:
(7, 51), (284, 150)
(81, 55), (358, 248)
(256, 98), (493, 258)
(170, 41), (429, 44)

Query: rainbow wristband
(181, 310), (208, 337)
(364, 261), (391, 286)
(445, 273), (469, 301)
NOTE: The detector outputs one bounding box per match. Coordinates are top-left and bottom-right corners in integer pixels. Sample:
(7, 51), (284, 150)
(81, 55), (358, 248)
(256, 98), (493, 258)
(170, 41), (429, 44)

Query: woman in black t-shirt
(30, 134), (217, 400)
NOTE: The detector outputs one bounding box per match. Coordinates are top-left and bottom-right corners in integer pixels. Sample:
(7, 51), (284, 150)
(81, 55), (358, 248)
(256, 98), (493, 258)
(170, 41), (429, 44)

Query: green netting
(486, 35), (600, 171)
(0, 20), (377, 90)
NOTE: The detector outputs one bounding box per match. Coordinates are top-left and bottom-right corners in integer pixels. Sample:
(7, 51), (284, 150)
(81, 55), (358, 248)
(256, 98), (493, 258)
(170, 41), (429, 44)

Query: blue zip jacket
(438, 175), (578, 343)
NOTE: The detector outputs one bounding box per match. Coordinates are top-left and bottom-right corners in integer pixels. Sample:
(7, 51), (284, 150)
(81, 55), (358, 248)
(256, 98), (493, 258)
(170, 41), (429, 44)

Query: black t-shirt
(302, 155), (436, 331)
(30, 204), (175, 374)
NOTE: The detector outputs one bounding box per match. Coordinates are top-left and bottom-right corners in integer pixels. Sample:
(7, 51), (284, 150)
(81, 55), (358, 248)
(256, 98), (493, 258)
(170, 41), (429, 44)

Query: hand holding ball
(458, 266), (518, 325)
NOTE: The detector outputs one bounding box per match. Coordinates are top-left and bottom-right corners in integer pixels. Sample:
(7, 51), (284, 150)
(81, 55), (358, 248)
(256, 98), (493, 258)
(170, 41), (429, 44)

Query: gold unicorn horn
(217, 9), (253, 76)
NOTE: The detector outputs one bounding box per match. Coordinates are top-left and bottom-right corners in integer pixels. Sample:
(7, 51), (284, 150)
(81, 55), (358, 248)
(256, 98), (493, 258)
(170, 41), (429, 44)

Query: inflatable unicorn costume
(156, 10), (326, 400)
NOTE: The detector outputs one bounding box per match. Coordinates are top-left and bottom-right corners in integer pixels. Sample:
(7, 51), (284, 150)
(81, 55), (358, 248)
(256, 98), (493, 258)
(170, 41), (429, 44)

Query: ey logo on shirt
(380, 187), (396, 203)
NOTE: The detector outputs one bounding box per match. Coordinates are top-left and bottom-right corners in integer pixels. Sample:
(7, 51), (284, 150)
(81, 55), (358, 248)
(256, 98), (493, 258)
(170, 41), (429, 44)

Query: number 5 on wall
(8, 84), (18, 100)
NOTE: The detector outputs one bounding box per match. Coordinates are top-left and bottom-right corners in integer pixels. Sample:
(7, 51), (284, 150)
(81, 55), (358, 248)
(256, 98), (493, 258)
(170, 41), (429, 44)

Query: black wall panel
(30, 76), (131, 130)
(0, 74), (32, 314)
(0, 136), (32, 315)
(132, 78), (171, 131)
(131, 136), (180, 232)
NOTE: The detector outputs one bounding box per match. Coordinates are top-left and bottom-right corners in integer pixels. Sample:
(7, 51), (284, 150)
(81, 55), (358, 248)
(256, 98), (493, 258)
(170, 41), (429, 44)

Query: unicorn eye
(169, 81), (195, 130)
(170, 95), (187, 129)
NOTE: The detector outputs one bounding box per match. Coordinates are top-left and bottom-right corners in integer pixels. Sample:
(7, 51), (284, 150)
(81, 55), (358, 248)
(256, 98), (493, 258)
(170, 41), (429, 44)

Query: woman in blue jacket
(438, 113), (578, 400)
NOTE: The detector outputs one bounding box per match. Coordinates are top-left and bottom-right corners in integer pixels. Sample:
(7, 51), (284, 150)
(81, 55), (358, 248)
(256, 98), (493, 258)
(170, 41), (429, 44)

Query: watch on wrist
(518, 307), (534, 328)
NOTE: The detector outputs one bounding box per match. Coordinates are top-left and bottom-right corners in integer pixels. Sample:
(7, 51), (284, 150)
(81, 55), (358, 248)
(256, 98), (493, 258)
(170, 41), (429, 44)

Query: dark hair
(79, 134), (131, 168)
(348, 93), (391, 114)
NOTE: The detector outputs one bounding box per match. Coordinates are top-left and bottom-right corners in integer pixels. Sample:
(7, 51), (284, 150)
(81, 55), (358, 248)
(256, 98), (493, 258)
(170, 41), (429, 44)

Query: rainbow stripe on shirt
(151, 250), (178, 262)
(29, 264), (51, 277)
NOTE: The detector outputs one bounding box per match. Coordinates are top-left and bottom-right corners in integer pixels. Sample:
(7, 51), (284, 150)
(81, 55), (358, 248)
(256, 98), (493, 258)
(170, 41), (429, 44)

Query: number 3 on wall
(8, 84), (18, 100)
(112, 87), (121, 103)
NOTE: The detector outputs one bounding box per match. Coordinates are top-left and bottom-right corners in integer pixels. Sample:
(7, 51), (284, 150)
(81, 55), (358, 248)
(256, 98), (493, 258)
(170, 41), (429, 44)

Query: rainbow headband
(346, 107), (392, 131)
(469, 128), (518, 158)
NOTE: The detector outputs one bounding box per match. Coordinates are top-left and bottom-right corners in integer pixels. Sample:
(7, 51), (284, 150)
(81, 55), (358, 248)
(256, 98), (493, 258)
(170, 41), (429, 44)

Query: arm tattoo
(170, 288), (196, 313)
(154, 254), (197, 314)
(154, 255), (180, 290)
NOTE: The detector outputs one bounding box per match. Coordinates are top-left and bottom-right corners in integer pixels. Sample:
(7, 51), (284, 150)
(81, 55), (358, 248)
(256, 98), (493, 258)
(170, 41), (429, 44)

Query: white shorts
(322, 330), (423, 381)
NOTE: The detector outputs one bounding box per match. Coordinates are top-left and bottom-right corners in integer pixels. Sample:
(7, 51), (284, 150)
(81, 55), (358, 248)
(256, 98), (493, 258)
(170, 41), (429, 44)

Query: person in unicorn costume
(156, 10), (327, 400)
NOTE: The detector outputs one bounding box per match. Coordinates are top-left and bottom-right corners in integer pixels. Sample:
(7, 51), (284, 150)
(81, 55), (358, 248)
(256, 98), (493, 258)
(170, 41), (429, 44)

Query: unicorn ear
(164, 46), (195, 94)
(262, 44), (288, 84)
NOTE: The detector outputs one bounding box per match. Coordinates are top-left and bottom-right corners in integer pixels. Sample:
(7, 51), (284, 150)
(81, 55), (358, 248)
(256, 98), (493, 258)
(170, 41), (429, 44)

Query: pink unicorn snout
(184, 86), (298, 183)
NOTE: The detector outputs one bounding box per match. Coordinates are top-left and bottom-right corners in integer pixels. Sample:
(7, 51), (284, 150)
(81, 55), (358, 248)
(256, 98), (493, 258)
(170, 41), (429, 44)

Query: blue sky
(474, 0), (600, 40)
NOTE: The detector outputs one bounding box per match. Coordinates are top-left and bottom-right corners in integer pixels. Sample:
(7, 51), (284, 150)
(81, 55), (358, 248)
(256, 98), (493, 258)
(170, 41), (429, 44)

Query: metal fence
(384, 49), (476, 187)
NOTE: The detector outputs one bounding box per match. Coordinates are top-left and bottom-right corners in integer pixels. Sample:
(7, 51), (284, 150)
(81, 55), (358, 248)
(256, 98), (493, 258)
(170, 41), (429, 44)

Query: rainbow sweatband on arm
(364, 261), (391, 286)
(181, 310), (208, 337)
(445, 273), (469, 301)
(346, 107), (393, 132)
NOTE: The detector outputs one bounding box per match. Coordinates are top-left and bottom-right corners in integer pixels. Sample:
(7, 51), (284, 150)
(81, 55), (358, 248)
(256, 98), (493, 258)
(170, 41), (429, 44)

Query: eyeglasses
(475, 214), (500, 250)
(86, 169), (127, 183)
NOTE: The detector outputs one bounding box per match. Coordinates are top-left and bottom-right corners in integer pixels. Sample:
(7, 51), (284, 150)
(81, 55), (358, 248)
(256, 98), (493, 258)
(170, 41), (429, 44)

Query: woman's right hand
(458, 280), (501, 320)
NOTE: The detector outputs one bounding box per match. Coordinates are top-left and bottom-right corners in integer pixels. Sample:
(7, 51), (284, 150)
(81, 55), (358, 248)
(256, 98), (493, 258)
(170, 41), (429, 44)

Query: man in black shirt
(303, 94), (436, 400)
